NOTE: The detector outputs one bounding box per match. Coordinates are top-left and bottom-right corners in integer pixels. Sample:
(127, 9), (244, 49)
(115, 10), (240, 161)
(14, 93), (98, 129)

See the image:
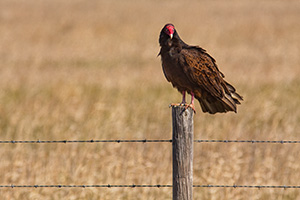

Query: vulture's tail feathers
(196, 83), (243, 114)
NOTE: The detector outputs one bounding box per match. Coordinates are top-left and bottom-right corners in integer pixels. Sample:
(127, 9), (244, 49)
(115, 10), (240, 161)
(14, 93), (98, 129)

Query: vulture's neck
(162, 36), (183, 52)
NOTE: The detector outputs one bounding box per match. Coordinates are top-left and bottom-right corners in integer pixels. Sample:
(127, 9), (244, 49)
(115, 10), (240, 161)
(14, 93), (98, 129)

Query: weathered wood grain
(172, 106), (194, 200)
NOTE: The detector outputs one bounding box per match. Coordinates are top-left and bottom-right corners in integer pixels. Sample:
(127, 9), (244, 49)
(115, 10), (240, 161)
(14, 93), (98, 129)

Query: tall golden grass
(0, 0), (300, 199)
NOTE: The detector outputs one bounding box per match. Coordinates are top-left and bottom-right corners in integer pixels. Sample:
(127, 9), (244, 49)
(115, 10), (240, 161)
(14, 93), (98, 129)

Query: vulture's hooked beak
(170, 33), (173, 39)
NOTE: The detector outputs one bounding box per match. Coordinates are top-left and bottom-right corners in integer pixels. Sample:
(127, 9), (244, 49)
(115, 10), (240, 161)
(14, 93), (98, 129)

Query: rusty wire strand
(194, 139), (300, 144)
(1, 184), (300, 189)
(194, 185), (300, 189)
(0, 139), (299, 144)
(0, 139), (172, 144)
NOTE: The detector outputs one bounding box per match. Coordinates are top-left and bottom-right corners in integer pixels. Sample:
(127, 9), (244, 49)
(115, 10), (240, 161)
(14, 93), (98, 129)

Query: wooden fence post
(172, 106), (194, 200)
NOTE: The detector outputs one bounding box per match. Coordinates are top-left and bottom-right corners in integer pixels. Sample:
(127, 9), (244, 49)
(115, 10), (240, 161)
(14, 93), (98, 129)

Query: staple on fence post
(172, 106), (194, 200)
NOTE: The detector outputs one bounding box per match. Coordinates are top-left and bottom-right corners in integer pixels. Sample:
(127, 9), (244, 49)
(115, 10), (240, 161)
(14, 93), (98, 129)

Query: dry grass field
(0, 0), (300, 199)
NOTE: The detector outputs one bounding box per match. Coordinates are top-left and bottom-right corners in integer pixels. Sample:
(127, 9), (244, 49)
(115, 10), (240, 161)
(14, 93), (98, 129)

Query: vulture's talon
(185, 104), (196, 114)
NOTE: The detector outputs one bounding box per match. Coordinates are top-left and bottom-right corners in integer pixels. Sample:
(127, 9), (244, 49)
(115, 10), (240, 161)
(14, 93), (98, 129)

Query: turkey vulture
(158, 23), (242, 114)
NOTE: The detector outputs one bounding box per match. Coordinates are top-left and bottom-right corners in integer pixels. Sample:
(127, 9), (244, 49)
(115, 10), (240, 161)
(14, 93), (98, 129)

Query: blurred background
(0, 0), (299, 199)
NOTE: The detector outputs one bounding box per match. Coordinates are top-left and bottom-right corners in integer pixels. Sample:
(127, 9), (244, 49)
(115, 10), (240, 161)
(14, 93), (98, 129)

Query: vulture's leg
(190, 92), (194, 105)
(181, 91), (186, 105)
(184, 92), (196, 113)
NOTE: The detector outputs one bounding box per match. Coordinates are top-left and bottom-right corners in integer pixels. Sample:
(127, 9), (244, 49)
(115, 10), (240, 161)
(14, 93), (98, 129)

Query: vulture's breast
(161, 50), (193, 91)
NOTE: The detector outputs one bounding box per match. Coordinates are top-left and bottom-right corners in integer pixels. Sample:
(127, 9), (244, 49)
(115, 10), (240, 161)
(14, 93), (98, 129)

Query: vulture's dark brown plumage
(159, 23), (243, 114)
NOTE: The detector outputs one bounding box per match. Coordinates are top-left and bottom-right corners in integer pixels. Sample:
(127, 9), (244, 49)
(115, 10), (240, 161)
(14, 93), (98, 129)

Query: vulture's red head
(159, 23), (178, 47)
(163, 24), (175, 39)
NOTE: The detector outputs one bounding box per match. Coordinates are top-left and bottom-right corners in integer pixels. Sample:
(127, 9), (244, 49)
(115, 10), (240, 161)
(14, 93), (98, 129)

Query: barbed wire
(1, 184), (300, 189)
(193, 185), (300, 189)
(1, 139), (299, 192)
(1, 184), (171, 188)
(0, 139), (172, 144)
(194, 139), (300, 144)
(0, 139), (299, 144)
